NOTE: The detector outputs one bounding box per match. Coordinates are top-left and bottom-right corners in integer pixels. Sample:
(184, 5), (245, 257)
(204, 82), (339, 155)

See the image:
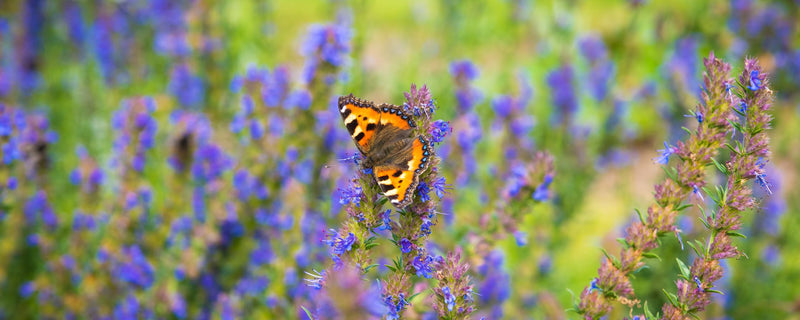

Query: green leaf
(681, 126), (693, 136)
(676, 203), (693, 212)
(676, 258), (691, 280)
(662, 166), (678, 182)
(407, 290), (425, 302)
(662, 289), (680, 307)
(642, 252), (662, 261)
(394, 258), (403, 271)
(565, 288), (580, 310)
(364, 236), (380, 250)
(724, 142), (737, 154)
(644, 301), (658, 319)
(707, 289), (725, 295)
(364, 264), (380, 272)
(301, 306), (314, 319)
(726, 231), (747, 239)
(698, 215), (711, 230)
(686, 241), (702, 257)
(385, 264), (397, 272)
(635, 208), (647, 224)
(710, 157), (728, 175)
(377, 197), (389, 207)
(616, 238), (630, 249)
(600, 248), (621, 268)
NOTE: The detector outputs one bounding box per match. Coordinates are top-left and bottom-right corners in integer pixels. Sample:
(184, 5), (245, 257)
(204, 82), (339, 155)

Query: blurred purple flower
(114, 245), (155, 289)
(168, 63), (205, 109)
(546, 64), (578, 124)
(301, 21), (352, 84)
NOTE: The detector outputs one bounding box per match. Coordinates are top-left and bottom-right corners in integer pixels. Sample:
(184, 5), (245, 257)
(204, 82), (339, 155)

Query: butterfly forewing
(338, 95), (381, 155)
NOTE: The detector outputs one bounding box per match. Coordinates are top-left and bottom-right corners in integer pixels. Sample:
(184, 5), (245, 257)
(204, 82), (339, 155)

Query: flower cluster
(431, 251), (475, 318)
(111, 97), (158, 175)
(448, 60), (483, 186)
(661, 59), (773, 319)
(576, 53), (739, 319)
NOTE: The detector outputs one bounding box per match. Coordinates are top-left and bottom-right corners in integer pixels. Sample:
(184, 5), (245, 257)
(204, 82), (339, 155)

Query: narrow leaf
(676, 258), (691, 280)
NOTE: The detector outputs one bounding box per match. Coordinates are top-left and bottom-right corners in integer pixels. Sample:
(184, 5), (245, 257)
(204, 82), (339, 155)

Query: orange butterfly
(338, 94), (432, 208)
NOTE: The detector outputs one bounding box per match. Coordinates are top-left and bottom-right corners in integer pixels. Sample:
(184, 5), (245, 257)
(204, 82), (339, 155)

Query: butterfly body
(338, 94), (432, 208)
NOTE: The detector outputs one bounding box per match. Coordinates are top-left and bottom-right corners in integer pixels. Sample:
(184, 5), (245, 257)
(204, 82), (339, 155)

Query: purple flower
(301, 21), (352, 84)
(532, 174), (553, 202)
(171, 293), (187, 319)
(404, 84), (435, 115)
(304, 269), (327, 289)
(579, 35), (614, 101)
(546, 64), (578, 123)
(384, 293), (409, 320)
(24, 191), (57, 229)
(250, 237), (274, 266)
(579, 35), (608, 63)
(653, 141), (675, 165)
(263, 66), (290, 107)
(417, 181), (431, 202)
(442, 286), (456, 311)
(399, 238), (413, 253)
(327, 231), (357, 266)
(412, 254), (436, 278)
(513, 230), (528, 246)
(376, 209), (393, 231)
(429, 120), (451, 143)
(450, 60), (479, 82)
(115, 245), (155, 289)
(492, 95), (514, 118)
(168, 63), (205, 109)
(431, 176), (448, 198)
(64, 2), (85, 45)
(477, 250), (510, 315)
(748, 70), (763, 91)
(286, 89), (312, 110)
(338, 184), (363, 206)
(190, 144), (232, 182)
(666, 36), (700, 96)
(451, 60), (483, 112)
(20, 282), (35, 298)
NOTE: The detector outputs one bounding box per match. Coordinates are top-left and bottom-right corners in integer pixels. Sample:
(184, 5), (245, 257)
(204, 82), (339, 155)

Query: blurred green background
(0, 0), (798, 319)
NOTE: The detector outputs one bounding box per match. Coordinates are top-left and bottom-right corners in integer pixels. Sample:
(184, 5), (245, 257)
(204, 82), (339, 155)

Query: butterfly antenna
(337, 154), (360, 164)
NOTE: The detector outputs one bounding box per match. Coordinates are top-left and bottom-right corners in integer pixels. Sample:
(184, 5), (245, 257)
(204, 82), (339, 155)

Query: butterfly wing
(375, 103), (416, 130)
(338, 94), (382, 155)
(373, 136), (432, 208)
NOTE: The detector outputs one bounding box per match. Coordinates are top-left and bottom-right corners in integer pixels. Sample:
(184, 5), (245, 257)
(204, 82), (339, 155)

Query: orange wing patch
(374, 136), (432, 208)
(374, 167), (416, 207)
(339, 95), (381, 154)
(407, 136), (431, 173)
(376, 103), (415, 130)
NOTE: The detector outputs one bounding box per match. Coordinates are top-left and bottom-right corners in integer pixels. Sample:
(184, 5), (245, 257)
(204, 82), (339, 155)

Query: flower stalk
(575, 53), (737, 319)
(660, 59), (772, 319)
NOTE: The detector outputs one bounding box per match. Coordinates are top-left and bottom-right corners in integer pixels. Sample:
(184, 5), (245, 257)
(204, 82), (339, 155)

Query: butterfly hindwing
(373, 136), (432, 208)
(338, 95), (381, 154)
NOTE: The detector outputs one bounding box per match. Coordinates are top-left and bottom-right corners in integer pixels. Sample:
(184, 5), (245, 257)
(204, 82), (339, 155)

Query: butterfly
(338, 94), (432, 208)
